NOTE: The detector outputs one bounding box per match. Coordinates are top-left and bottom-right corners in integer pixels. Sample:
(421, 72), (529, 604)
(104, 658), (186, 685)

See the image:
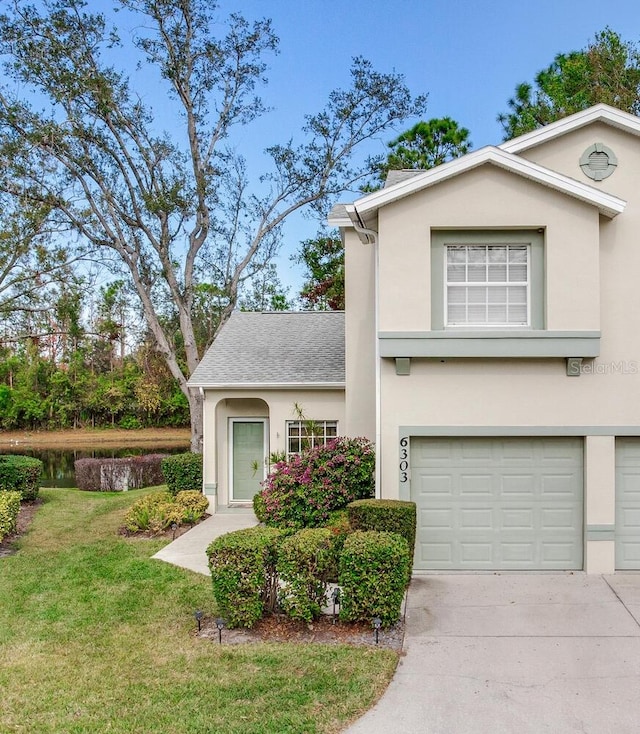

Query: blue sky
(224, 0), (640, 295)
(106, 0), (640, 296)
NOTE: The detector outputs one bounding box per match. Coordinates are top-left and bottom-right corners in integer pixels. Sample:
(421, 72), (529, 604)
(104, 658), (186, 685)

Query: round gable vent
(580, 143), (617, 181)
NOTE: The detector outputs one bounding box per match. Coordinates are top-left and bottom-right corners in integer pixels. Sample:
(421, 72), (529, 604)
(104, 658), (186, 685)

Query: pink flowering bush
(255, 437), (375, 529)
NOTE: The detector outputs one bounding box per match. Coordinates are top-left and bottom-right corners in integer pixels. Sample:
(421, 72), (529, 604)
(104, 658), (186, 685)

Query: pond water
(1, 444), (190, 488)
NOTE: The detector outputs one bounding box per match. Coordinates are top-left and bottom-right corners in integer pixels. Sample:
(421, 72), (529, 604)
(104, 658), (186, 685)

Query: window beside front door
(286, 420), (338, 457)
(445, 243), (529, 327)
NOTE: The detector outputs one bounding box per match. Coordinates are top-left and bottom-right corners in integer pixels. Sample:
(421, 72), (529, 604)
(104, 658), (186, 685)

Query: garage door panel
(616, 439), (640, 569)
(420, 508), (453, 529)
(619, 543), (640, 566)
(542, 543), (577, 563)
(541, 474), (580, 497)
(541, 507), (577, 528)
(459, 543), (493, 563)
(460, 508), (493, 529)
(416, 473), (453, 496)
(502, 543), (535, 562)
(411, 437), (583, 571)
(418, 543), (452, 563)
(460, 474), (493, 495)
(618, 474), (640, 496)
(501, 509), (534, 529)
(500, 475), (535, 497)
(620, 508), (640, 528)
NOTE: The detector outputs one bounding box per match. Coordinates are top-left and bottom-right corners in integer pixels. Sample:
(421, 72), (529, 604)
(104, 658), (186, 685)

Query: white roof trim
(190, 382), (346, 390)
(346, 146), (626, 219)
(500, 104), (640, 154)
(327, 214), (352, 227)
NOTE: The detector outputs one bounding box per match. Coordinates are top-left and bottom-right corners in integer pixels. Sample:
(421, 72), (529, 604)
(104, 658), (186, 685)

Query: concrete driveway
(345, 574), (640, 734)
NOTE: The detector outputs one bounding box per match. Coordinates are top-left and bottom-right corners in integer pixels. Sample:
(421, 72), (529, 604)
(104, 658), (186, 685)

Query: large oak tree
(0, 0), (426, 449)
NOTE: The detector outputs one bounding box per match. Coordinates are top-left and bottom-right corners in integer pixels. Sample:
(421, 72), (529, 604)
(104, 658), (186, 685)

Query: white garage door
(616, 438), (640, 569)
(411, 437), (584, 570)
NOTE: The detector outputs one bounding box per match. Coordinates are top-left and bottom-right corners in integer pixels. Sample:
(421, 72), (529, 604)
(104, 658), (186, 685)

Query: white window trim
(286, 420), (339, 457)
(444, 243), (531, 328)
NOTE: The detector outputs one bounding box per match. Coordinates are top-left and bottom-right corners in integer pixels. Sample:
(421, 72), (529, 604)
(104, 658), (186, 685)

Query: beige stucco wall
(376, 165), (601, 332)
(344, 121), (640, 573)
(344, 228), (376, 440)
(202, 388), (345, 508)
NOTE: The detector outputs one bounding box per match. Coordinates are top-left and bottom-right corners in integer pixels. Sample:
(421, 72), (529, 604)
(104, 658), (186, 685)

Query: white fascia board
(326, 213), (352, 227)
(191, 382), (346, 390)
(350, 146), (626, 219)
(500, 104), (640, 154)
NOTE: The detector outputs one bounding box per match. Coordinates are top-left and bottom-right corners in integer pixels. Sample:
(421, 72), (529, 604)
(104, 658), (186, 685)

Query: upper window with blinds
(445, 243), (530, 327)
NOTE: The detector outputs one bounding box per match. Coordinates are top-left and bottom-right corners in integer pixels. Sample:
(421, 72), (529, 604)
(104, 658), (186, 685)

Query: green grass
(0, 488), (398, 734)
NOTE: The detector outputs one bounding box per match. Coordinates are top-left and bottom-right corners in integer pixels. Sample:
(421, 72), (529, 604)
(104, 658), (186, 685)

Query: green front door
(231, 420), (266, 501)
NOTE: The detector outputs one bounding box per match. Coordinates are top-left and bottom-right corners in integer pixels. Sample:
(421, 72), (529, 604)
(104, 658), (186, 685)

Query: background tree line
(0, 280), (190, 430)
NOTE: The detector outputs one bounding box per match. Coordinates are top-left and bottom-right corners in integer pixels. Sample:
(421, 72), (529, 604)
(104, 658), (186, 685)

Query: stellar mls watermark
(569, 359), (640, 376)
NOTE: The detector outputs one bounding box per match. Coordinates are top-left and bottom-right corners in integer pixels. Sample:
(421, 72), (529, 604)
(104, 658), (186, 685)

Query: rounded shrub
(174, 490), (209, 524)
(207, 526), (286, 628)
(123, 490), (208, 534)
(276, 528), (336, 622)
(0, 490), (21, 541)
(338, 530), (411, 626)
(347, 499), (417, 557)
(161, 453), (202, 496)
(123, 491), (177, 534)
(257, 437), (375, 529)
(0, 455), (42, 501)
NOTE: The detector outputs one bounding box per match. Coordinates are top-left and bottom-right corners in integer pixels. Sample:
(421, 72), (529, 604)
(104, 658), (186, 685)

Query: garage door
(411, 437), (584, 570)
(616, 438), (640, 569)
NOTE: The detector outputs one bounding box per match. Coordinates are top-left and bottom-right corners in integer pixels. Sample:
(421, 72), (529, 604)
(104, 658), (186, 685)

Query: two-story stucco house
(189, 103), (640, 575)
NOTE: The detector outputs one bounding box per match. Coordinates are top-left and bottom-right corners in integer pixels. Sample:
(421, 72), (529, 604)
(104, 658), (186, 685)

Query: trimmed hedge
(0, 491), (21, 541)
(123, 490), (208, 534)
(75, 454), (168, 492)
(0, 455), (42, 501)
(338, 531), (411, 626)
(276, 528), (336, 622)
(207, 526), (286, 628)
(347, 499), (417, 557)
(161, 453), (202, 496)
(257, 437), (375, 529)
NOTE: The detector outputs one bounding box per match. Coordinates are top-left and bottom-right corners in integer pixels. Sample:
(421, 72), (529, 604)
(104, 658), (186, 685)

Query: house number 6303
(399, 437), (409, 482)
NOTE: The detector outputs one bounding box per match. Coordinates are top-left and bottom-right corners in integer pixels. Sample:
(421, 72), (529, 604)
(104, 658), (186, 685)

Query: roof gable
(188, 311), (345, 389)
(339, 147), (625, 222)
(328, 105), (636, 232)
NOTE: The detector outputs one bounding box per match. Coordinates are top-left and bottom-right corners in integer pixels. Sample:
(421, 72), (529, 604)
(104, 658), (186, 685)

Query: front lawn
(0, 488), (397, 734)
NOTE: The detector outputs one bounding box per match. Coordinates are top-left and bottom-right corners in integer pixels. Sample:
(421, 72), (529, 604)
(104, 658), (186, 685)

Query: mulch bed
(118, 514), (210, 540)
(197, 612), (405, 651)
(0, 500), (41, 557)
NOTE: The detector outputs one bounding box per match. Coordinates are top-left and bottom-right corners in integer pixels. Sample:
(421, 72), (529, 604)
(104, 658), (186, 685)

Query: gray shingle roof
(188, 311), (345, 387)
(384, 169), (425, 187)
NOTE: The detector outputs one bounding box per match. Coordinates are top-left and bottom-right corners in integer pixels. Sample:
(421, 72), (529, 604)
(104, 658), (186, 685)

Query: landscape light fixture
(331, 587), (340, 624)
(372, 617), (382, 645)
(194, 610), (203, 631)
(215, 618), (226, 644)
(171, 522), (178, 540)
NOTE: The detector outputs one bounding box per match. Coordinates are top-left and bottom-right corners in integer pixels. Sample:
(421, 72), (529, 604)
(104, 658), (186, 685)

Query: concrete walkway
(152, 508), (257, 575)
(345, 573), (640, 734)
